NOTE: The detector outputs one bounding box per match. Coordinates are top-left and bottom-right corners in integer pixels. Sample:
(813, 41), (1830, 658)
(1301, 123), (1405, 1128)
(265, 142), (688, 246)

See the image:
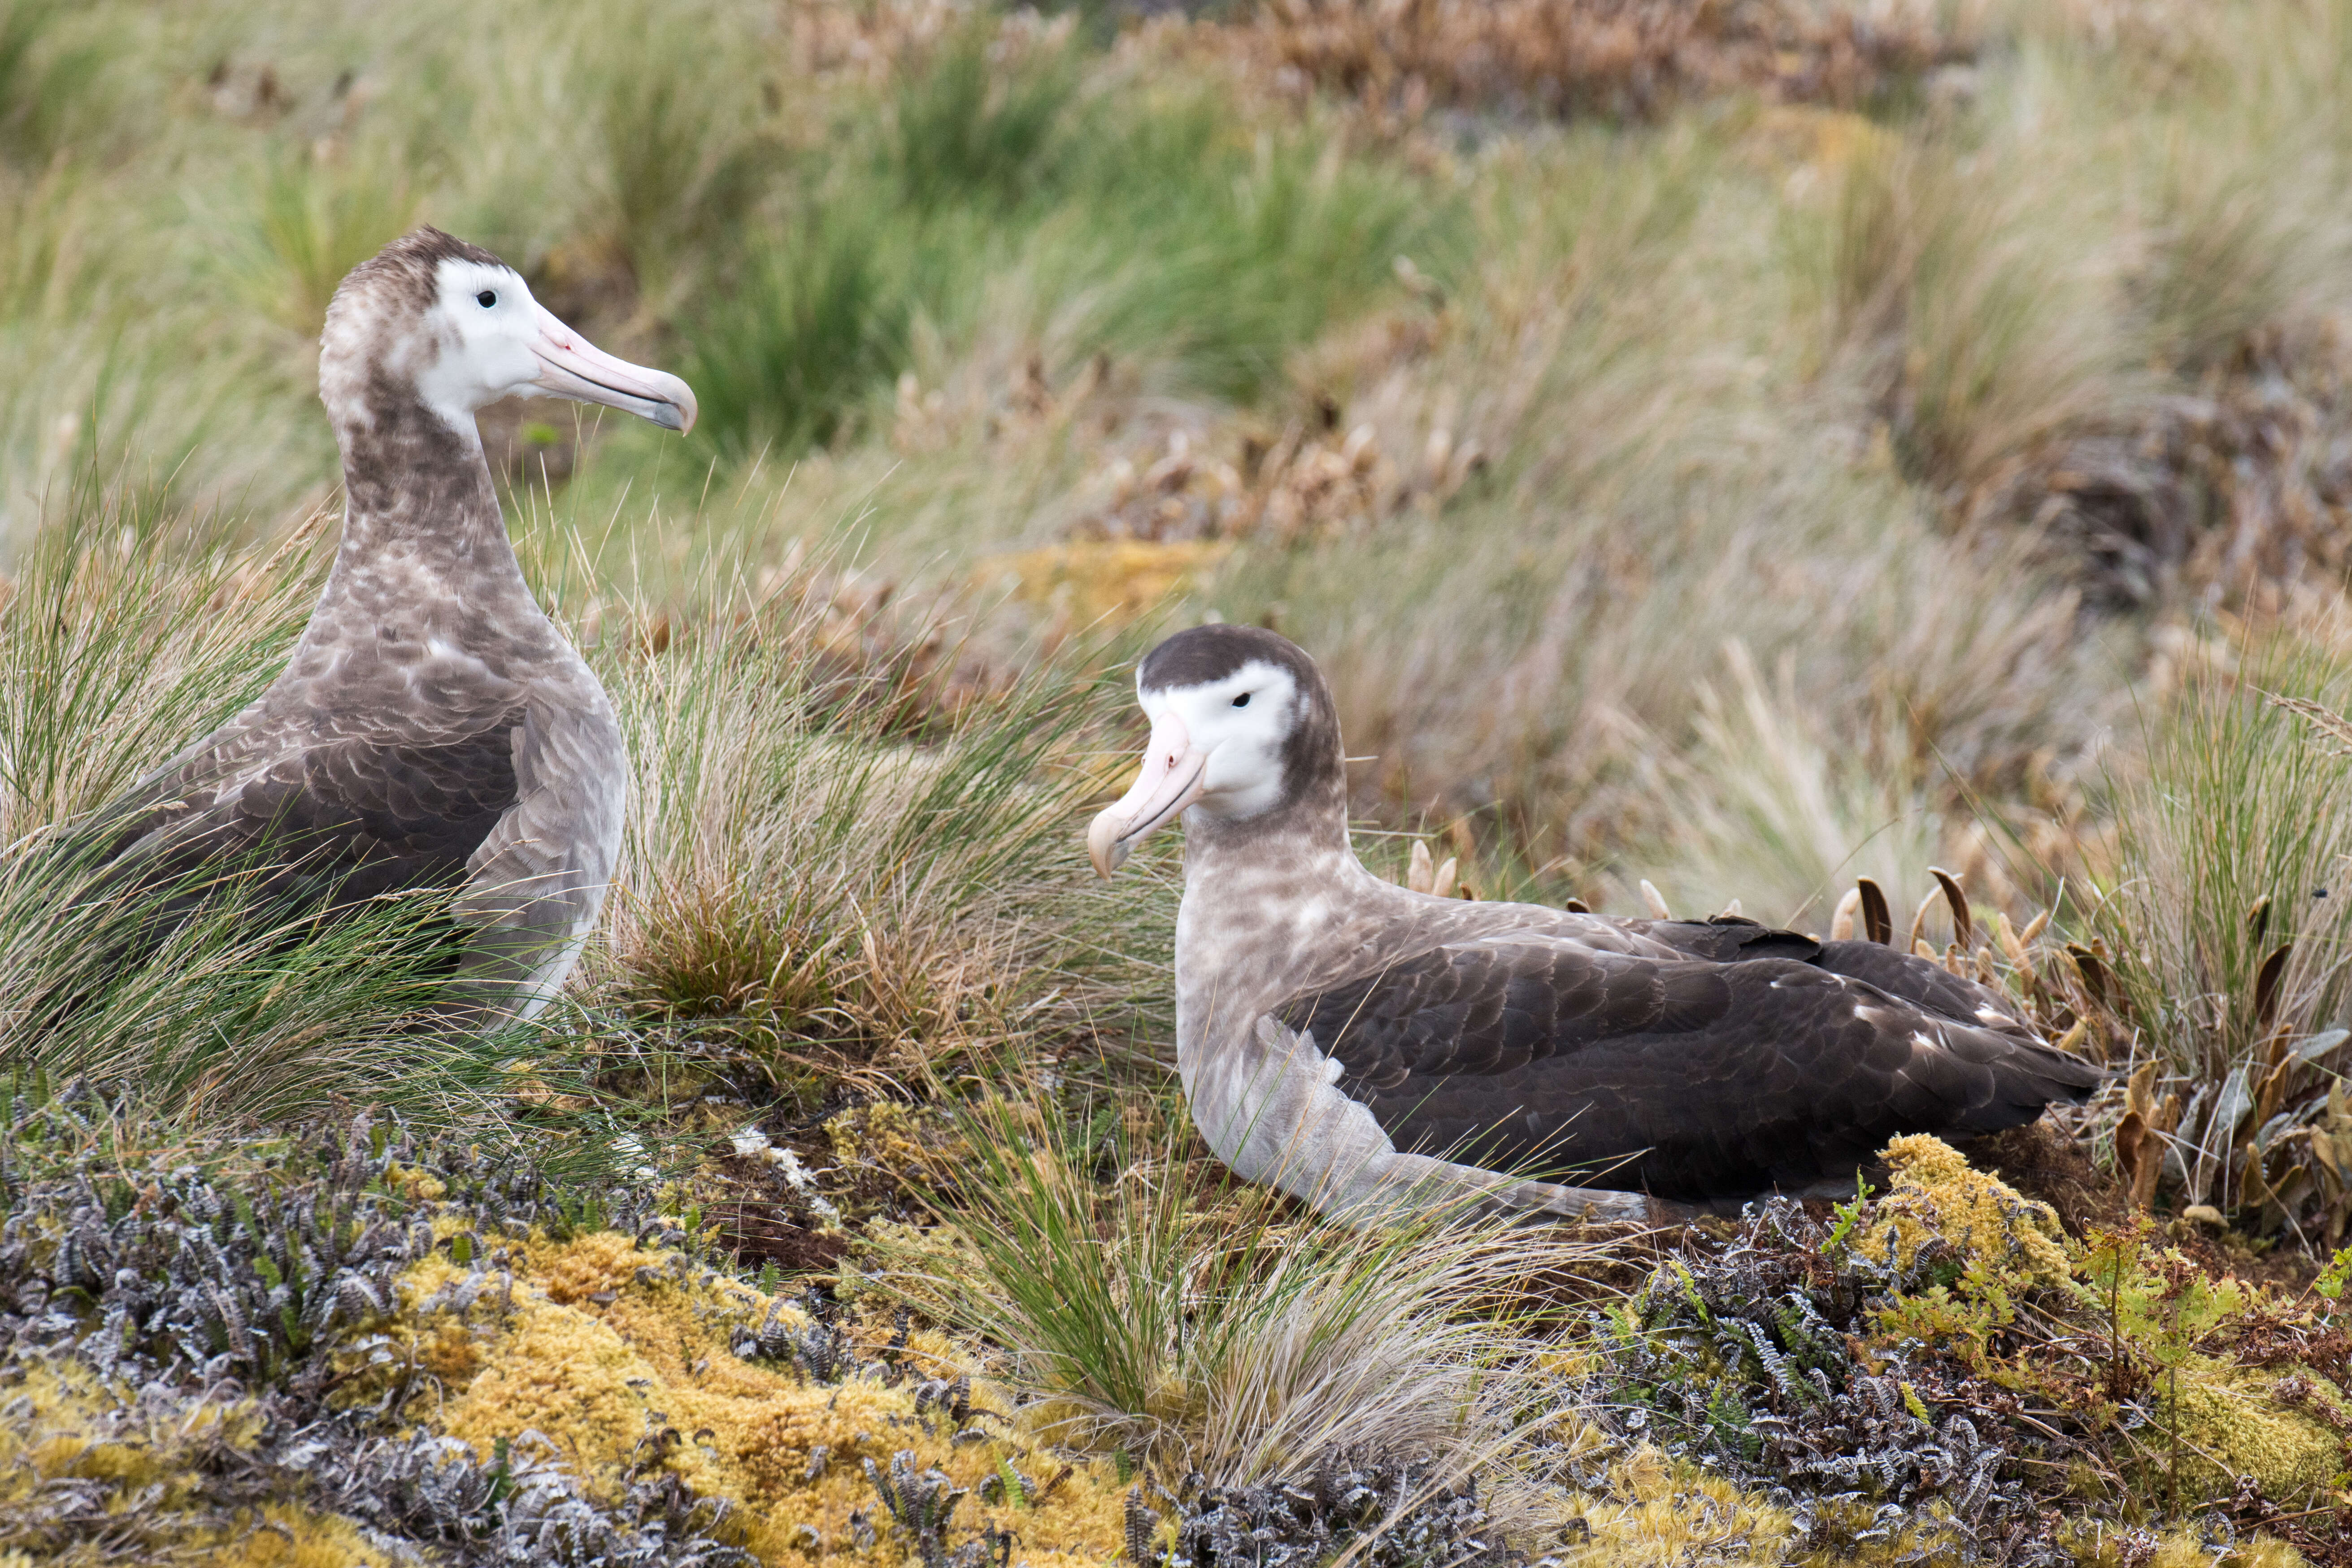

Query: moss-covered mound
(1569, 1136), (2348, 1567)
(1, 1084), (2340, 1568)
(0, 1093), (1520, 1567)
(394, 1227), (1130, 1566)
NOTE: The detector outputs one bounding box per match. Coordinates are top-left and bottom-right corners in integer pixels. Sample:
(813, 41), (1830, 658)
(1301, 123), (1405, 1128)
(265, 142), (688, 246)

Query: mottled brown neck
(313, 378), (548, 653)
(1183, 756), (1352, 867)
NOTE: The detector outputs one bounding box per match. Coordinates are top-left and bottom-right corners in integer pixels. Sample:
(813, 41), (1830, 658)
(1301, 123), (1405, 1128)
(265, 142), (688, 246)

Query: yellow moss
(1867, 1134), (2074, 1291)
(532, 1228), (655, 1304)
(2058, 1518), (2307, 1567)
(1553, 1442), (1792, 1566)
(981, 540), (1232, 626)
(826, 1102), (916, 1170)
(193, 1502), (401, 1568)
(2154, 1539), (2305, 1568)
(383, 1164), (447, 1203)
(1546, 1430), (2313, 1568)
(404, 1230), (1134, 1567)
(2160, 1353), (2344, 1505)
(0, 1360), (266, 1500)
(0, 1360), (317, 1565)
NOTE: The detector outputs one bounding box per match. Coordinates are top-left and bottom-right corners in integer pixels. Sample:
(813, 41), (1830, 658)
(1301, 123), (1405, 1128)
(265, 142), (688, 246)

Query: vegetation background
(13, 1), (2352, 1564)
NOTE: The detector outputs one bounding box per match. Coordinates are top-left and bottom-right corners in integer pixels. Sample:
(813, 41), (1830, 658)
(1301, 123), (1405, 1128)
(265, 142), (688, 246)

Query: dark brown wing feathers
(95, 716), (523, 919)
(1277, 923), (2101, 1201)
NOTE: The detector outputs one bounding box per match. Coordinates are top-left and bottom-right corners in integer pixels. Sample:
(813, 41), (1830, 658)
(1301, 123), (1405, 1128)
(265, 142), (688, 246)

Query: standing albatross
(1087, 625), (2102, 1223)
(74, 227), (695, 1023)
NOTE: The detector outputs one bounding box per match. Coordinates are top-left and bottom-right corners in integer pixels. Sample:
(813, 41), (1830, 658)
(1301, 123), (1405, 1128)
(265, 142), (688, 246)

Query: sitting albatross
(1087, 624), (2102, 1223)
(74, 227), (696, 1023)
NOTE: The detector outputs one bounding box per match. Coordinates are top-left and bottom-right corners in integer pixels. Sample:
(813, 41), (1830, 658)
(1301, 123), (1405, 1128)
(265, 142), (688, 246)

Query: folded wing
(1276, 930), (2100, 1200)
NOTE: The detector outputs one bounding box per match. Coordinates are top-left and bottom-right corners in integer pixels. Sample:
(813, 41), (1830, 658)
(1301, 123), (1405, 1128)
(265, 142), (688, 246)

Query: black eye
(1232, 692), (1251, 708)
(475, 289), (497, 308)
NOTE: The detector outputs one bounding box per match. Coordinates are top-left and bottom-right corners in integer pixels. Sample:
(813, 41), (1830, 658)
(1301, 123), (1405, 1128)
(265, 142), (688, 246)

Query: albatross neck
(1171, 759), (1425, 1067)
(315, 387), (551, 649)
(1179, 760), (1392, 916)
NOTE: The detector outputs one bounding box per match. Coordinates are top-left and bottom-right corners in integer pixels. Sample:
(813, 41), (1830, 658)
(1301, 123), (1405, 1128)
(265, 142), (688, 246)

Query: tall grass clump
(885, 17), (1081, 213)
(238, 145), (421, 338)
(2091, 637), (2352, 1222)
(0, 0), (103, 168)
(0, 489), (535, 1129)
(594, 568), (1144, 1094)
(2038, 1), (2352, 378)
(678, 57), (1434, 460)
(0, 861), (496, 1130)
(1809, 126), (2134, 509)
(575, 0), (773, 305)
(1639, 639), (1942, 928)
(674, 23), (1083, 460)
(0, 482), (317, 836)
(878, 1095), (1588, 1495)
(680, 207), (934, 461)
(1056, 102), (1442, 403)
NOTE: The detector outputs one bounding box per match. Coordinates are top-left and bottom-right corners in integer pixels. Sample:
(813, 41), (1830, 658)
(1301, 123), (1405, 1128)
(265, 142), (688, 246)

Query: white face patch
(410, 258), (542, 428)
(1139, 658), (1300, 823)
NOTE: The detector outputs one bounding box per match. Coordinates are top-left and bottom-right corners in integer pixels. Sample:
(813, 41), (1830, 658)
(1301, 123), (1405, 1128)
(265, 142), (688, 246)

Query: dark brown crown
(328, 226), (510, 320)
(1138, 624), (1344, 827)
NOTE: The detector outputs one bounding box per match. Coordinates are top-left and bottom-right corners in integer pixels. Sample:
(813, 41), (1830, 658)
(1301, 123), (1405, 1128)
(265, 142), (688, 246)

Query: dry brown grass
(1187, 0), (1979, 129)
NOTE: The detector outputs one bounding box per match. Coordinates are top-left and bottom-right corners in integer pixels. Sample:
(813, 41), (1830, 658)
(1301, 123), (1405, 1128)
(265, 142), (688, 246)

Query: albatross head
(320, 226), (697, 437)
(1087, 624), (1342, 877)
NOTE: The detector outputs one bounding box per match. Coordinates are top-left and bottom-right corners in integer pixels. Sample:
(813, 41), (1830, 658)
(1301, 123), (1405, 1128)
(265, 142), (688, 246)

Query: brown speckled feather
(1137, 624), (2101, 1213)
(1278, 930), (2098, 1198)
(80, 229), (625, 1021)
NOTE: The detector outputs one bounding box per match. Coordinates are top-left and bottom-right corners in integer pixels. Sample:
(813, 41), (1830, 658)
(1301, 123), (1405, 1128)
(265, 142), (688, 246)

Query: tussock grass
(0, 479), (317, 838)
(682, 204), (943, 462)
(676, 48), (1434, 460)
(2091, 634), (2352, 1218)
(0, 869), (489, 1130)
(1815, 126), (2137, 508)
(237, 143), (420, 338)
(11, 0), (2352, 1219)
(0, 0), (105, 167)
(574, 0), (772, 306)
(0, 486), (528, 1129)
(886, 16), (1081, 214)
(0, 490), (1154, 1128)
(1643, 640), (1942, 929)
(1211, 125), (2108, 908)
(587, 557), (1165, 1096)
(878, 1095), (1591, 1496)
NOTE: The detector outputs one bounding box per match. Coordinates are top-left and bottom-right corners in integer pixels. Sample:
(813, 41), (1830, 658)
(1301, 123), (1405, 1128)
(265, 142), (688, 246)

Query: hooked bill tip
(1086, 804), (1132, 879)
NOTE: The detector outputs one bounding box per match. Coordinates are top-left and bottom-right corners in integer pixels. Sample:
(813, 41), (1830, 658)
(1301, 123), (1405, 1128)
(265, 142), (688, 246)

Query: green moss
(2158, 1354), (2345, 1505)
